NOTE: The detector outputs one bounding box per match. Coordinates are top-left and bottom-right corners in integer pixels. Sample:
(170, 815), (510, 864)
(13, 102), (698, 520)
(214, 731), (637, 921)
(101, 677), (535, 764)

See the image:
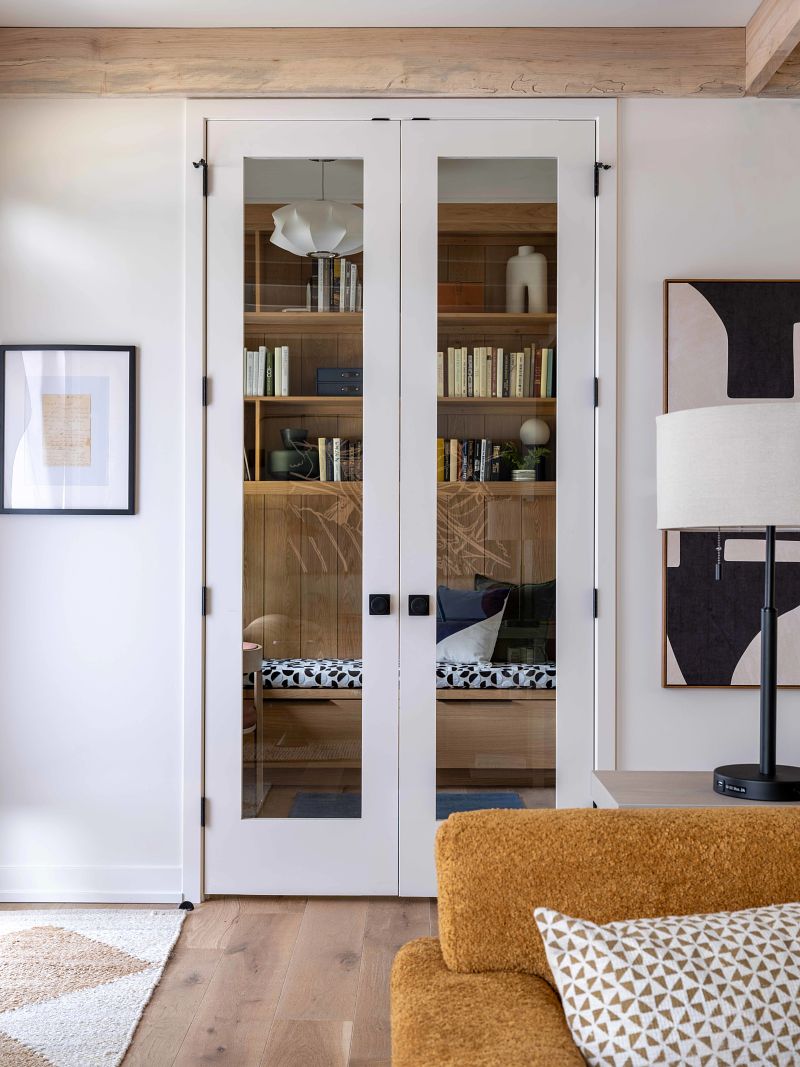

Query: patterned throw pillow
(535, 903), (800, 1067)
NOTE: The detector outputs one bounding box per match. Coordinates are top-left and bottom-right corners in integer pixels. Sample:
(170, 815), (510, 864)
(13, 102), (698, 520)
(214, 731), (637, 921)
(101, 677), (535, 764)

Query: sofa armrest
(391, 938), (585, 1067)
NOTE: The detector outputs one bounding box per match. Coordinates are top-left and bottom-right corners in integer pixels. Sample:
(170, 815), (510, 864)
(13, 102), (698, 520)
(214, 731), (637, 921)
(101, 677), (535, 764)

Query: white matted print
(0, 346), (135, 514)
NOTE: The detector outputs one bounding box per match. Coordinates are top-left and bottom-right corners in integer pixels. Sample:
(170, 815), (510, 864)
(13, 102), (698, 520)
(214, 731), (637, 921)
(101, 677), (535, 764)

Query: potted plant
(500, 441), (550, 482)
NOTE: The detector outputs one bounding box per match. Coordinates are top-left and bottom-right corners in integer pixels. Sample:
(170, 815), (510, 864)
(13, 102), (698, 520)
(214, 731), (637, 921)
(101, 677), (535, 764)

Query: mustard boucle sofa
(390, 807), (800, 1066)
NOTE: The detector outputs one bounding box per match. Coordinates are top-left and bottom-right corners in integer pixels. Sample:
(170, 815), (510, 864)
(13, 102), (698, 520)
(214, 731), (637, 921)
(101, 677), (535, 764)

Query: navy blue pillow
(435, 585), (511, 662)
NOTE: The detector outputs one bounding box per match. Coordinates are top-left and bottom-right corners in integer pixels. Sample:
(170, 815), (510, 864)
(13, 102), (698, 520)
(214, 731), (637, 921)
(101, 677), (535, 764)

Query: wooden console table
(592, 770), (800, 809)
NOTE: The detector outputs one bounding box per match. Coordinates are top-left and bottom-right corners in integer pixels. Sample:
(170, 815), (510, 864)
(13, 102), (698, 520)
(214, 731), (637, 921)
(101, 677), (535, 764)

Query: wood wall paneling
(0, 27), (750, 98)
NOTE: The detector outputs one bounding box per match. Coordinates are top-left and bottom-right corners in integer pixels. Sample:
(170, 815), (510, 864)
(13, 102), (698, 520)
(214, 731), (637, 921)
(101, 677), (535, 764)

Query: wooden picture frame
(0, 344), (136, 515)
(662, 280), (800, 689)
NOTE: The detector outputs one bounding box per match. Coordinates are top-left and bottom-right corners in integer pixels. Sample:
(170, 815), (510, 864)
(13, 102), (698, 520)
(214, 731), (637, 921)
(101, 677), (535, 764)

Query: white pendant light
(270, 160), (363, 259)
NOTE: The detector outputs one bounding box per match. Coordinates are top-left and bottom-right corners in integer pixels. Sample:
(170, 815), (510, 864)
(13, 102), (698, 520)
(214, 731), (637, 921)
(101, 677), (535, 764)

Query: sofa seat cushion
(391, 938), (584, 1067)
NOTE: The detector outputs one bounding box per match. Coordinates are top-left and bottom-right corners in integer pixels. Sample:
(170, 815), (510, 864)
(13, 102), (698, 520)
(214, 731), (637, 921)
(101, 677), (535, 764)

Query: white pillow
(535, 902), (800, 1067)
(435, 585), (510, 664)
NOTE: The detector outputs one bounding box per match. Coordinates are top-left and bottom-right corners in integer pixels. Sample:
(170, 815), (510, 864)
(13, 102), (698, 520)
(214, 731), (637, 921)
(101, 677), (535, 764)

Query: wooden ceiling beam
(746, 0), (800, 94)
(0, 26), (746, 98)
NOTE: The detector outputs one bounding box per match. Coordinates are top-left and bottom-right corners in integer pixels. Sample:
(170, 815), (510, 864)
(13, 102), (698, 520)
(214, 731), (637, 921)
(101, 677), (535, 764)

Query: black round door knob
(369, 594), (391, 616)
(408, 595), (430, 617)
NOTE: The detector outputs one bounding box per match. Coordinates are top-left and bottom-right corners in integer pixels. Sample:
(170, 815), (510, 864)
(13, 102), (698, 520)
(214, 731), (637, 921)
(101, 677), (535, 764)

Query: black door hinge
(371, 117), (390, 121)
(201, 586), (209, 616)
(594, 161), (611, 197)
(200, 796), (207, 827)
(593, 588), (599, 619)
(193, 158), (208, 197)
(594, 376), (599, 408)
(202, 375), (209, 407)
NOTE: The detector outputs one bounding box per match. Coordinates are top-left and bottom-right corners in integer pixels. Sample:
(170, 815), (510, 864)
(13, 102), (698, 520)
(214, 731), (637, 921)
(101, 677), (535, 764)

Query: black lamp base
(713, 764), (800, 802)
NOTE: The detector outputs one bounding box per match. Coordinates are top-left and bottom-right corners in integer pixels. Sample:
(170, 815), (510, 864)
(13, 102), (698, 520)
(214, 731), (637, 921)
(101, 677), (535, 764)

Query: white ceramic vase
(505, 245), (547, 314)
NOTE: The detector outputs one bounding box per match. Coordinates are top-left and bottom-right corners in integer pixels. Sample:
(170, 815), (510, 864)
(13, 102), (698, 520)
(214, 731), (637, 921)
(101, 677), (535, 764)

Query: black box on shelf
(316, 367), (363, 396)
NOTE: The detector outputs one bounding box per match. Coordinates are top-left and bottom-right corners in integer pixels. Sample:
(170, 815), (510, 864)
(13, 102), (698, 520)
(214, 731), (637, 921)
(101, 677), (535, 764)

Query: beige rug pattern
(0, 909), (184, 1066)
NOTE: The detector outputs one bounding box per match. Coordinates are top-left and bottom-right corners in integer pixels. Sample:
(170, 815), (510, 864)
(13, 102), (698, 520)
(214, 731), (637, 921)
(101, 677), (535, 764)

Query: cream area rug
(0, 909), (185, 1066)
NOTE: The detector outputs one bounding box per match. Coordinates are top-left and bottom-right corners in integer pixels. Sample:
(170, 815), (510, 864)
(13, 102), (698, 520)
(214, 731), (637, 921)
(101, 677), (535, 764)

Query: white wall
(1, 95), (799, 901)
(0, 99), (185, 901)
(617, 98), (800, 770)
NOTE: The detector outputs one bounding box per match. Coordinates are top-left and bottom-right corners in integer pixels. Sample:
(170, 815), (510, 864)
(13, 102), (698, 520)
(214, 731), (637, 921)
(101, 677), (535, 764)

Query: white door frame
(183, 98), (616, 903)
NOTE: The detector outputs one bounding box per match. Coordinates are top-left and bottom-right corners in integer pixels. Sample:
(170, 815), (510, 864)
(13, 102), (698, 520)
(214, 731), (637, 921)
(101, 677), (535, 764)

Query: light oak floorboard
(172, 911), (303, 1066)
(275, 898), (368, 1022)
(260, 1020), (353, 1067)
(349, 899), (431, 1064)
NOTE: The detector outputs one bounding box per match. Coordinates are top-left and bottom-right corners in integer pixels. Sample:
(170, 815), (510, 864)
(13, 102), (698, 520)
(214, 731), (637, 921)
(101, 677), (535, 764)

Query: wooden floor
(122, 896), (437, 1067)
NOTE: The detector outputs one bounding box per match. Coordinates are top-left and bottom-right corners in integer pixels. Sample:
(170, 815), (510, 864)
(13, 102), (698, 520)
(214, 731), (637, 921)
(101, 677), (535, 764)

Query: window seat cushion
(259, 658), (556, 690)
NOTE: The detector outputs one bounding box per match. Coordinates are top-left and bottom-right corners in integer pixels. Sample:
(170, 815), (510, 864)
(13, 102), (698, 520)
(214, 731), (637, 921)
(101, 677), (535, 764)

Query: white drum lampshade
(270, 200), (363, 259)
(656, 402), (800, 531)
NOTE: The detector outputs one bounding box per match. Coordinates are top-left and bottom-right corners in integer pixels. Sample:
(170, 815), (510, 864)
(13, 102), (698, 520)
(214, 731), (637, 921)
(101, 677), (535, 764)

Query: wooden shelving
(244, 310), (556, 334)
(244, 395), (362, 415)
(439, 397), (555, 413)
(245, 479), (554, 496)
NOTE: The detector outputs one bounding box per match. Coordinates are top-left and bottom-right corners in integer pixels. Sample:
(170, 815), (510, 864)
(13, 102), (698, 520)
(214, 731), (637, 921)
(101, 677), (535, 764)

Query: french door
(203, 116), (596, 896)
(204, 120), (400, 894)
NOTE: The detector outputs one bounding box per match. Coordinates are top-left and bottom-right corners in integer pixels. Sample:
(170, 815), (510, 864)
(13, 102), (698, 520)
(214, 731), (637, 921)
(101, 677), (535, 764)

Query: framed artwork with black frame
(0, 345), (136, 515)
(663, 280), (800, 688)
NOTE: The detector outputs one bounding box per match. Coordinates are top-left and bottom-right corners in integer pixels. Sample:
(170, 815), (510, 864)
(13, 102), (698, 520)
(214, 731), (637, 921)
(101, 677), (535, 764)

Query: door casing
(183, 98), (617, 904)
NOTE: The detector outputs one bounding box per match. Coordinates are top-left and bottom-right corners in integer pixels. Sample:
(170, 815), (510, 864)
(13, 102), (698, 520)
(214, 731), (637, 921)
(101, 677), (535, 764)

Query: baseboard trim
(0, 865), (182, 904)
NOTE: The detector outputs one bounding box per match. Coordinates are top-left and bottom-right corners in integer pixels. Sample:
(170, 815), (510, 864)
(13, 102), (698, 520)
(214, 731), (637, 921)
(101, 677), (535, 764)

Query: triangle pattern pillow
(535, 902), (800, 1067)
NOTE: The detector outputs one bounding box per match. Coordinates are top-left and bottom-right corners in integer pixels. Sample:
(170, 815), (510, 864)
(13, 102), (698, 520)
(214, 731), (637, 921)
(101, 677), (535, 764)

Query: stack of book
(243, 346), (290, 396)
(318, 437), (363, 482)
(308, 258), (362, 313)
(436, 346), (555, 399)
(437, 438), (502, 482)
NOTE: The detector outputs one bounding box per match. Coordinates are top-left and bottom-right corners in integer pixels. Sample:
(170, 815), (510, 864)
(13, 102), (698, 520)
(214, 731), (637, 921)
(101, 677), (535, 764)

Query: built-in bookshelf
(244, 480), (555, 496)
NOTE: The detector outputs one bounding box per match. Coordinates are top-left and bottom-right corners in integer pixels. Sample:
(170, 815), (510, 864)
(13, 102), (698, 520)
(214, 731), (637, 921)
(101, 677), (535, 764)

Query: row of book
(309, 257), (362, 313)
(437, 438), (503, 483)
(244, 346), (290, 396)
(436, 346), (555, 399)
(318, 437), (363, 482)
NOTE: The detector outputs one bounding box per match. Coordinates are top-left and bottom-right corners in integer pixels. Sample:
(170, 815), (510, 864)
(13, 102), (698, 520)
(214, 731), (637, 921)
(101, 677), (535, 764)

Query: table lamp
(656, 402), (800, 801)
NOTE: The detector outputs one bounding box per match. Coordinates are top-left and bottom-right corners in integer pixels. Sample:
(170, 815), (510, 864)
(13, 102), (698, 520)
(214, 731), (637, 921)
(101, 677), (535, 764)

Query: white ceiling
(0, 0), (761, 28)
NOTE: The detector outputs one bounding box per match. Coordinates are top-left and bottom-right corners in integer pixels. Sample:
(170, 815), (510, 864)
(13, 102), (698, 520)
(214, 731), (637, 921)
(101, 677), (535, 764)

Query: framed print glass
(0, 345), (135, 514)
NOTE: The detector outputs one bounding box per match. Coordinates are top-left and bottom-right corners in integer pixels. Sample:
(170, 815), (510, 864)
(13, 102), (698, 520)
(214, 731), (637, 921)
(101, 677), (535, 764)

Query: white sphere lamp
(519, 417), (551, 447)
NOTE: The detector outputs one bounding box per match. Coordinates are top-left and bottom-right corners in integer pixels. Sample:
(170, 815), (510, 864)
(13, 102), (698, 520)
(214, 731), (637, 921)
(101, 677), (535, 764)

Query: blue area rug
(288, 791), (524, 819)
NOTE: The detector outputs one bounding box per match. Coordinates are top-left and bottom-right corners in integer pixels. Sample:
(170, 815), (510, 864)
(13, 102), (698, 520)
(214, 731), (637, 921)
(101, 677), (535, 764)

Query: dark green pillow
(474, 574), (555, 625)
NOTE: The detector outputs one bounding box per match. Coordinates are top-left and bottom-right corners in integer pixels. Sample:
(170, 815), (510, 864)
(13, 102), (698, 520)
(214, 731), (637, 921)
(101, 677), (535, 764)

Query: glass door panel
(400, 120), (596, 897)
(242, 158), (365, 820)
(436, 158), (558, 816)
(205, 121), (400, 895)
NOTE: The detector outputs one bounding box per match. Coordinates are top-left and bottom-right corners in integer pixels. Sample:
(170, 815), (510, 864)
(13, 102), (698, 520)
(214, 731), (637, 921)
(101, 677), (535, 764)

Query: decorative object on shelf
(663, 280), (800, 688)
(501, 440), (550, 483)
(270, 159), (363, 261)
(519, 417), (551, 447)
(0, 345), (135, 515)
(657, 402), (800, 801)
(269, 428), (319, 481)
(316, 367), (363, 397)
(506, 245), (547, 314)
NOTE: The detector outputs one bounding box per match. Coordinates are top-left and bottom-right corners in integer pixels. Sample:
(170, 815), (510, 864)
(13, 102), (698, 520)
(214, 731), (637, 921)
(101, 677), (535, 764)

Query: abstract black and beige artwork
(664, 280), (800, 687)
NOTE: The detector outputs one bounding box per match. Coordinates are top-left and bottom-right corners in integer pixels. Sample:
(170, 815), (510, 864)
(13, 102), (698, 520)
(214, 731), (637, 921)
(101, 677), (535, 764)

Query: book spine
(479, 439), (487, 482)
(533, 348), (542, 397)
(333, 437), (342, 481)
(523, 346), (532, 398)
(466, 350), (474, 398)
(437, 437), (445, 482)
(461, 347), (468, 398)
(540, 349), (549, 398)
(447, 347), (455, 398)
(258, 345), (267, 396)
(515, 351), (525, 398)
(265, 350), (274, 396)
(549, 349), (556, 397)
(246, 350), (255, 396)
(274, 349), (282, 396)
(472, 439), (479, 481)
(349, 264), (358, 312)
(495, 348), (503, 398)
(243, 347), (248, 395)
(281, 346), (289, 396)
(318, 437), (328, 481)
(454, 349), (463, 398)
(436, 352), (444, 398)
(502, 351), (510, 398)
(449, 438), (458, 482)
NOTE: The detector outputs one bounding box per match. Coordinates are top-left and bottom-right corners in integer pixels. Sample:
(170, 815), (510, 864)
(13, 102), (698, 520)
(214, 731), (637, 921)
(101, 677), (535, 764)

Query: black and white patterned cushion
(259, 658), (556, 690)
